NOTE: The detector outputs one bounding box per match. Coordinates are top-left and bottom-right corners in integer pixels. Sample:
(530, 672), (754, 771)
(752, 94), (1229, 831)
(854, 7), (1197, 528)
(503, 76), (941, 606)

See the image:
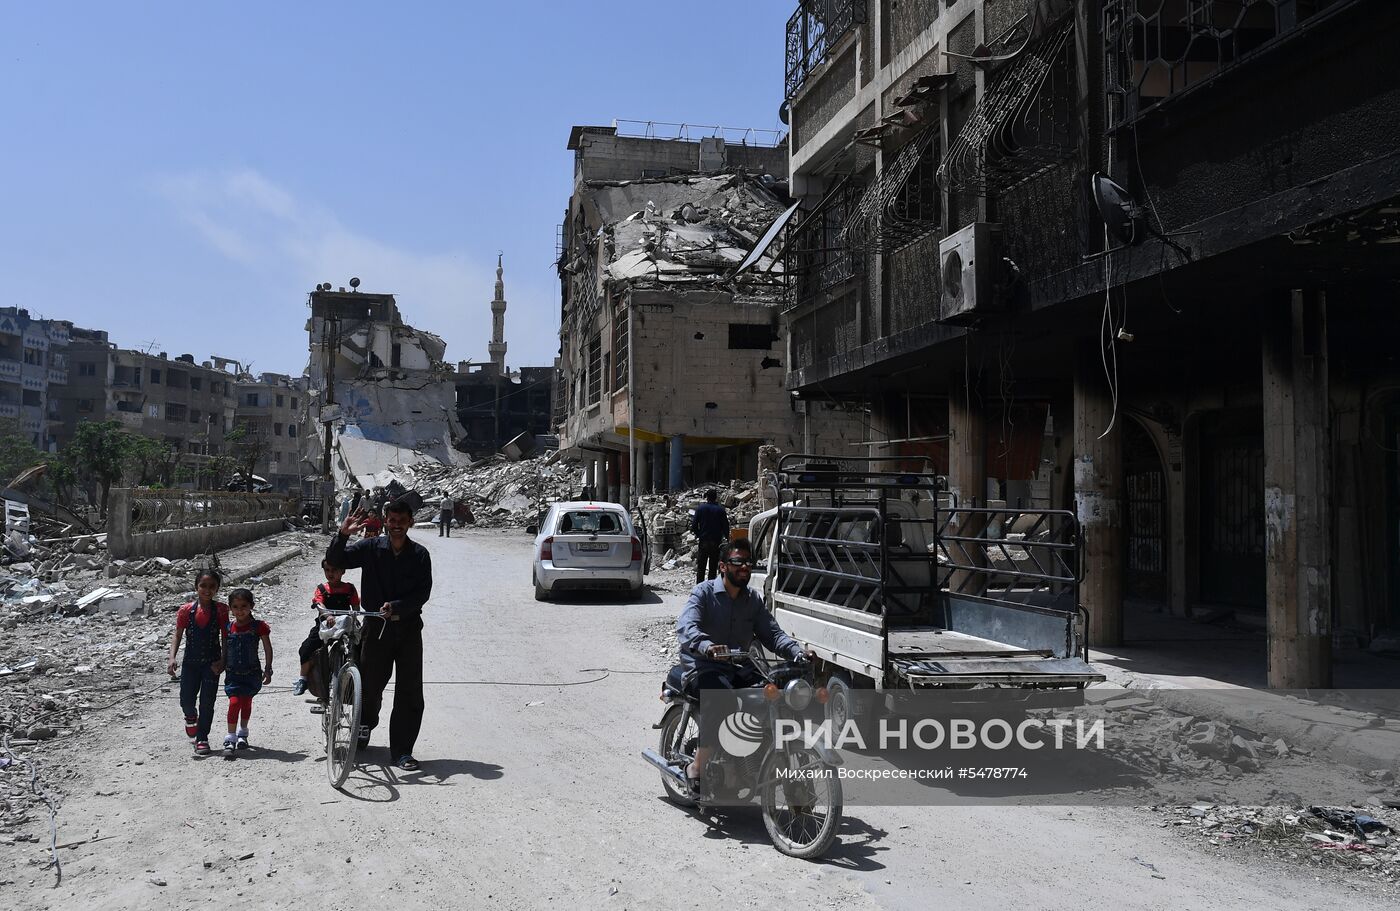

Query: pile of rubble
(388, 454), (582, 528)
(1148, 803), (1399, 880)
(639, 478), (765, 576)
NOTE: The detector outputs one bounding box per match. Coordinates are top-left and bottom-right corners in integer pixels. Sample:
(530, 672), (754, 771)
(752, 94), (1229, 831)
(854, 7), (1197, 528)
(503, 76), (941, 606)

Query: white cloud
(151, 167), (505, 365)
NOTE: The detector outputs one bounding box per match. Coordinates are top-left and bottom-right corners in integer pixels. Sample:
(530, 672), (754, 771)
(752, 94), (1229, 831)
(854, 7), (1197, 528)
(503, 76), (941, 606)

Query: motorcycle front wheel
(759, 748), (842, 859)
(657, 706), (699, 807)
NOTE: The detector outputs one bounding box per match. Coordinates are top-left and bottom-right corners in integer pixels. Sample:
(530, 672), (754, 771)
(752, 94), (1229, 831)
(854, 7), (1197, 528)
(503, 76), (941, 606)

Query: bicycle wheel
(326, 663), (363, 789)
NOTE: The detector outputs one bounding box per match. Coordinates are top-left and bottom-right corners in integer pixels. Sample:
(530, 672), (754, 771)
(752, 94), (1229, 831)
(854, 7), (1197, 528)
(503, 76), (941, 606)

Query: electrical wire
(2, 734), (61, 887)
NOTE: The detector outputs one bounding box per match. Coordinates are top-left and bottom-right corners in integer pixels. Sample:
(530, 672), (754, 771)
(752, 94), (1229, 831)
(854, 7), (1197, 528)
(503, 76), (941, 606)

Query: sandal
(395, 755), (420, 772)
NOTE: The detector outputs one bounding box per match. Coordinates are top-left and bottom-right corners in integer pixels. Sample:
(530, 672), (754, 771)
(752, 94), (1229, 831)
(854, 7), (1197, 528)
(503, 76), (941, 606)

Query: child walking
(292, 559), (361, 698)
(167, 570), (228, 757)
(222, 588), (273, 757)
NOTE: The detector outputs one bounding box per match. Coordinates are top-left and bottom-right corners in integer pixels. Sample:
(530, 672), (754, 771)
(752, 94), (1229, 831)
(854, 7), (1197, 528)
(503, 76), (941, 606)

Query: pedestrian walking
(167, 569), (228, 757)
(691, 489), (730, 585)
(328, 500), (433, 771)
(220, 588), (273, 757)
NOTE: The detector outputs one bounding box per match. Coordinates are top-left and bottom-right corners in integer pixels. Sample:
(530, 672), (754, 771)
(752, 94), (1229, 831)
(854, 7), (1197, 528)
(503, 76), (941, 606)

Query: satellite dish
(778, 99), (791, 126)
(349, 277), (361, 289)
(1091, 174), (1142, 247)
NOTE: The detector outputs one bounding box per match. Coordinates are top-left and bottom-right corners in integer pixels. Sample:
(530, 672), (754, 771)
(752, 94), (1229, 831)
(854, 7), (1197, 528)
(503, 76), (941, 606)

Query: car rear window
(558, 510), (625, 534)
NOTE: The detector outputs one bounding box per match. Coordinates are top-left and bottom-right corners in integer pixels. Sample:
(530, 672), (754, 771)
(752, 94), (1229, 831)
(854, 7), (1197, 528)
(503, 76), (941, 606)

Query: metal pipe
(627, 295), (636, 509)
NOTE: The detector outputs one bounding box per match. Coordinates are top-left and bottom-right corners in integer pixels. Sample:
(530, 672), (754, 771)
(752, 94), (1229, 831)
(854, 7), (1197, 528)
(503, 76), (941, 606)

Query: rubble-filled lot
(387, 455), (582, 528)
(0, 530), (318, 875)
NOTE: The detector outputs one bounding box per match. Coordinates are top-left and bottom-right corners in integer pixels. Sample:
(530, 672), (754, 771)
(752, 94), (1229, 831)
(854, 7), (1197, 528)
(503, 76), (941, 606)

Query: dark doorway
(1124, 418), (1168, 604)
(1198, 410), (1266, 609)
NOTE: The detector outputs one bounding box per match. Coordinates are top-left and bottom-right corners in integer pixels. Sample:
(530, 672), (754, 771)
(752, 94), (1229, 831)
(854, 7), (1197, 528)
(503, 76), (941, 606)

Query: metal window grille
(586, 334), (602, 406)
(842, 124), (942, 254)
(785, 0), (866, 98)
(786, 178), (867, 306)
(1104, 0), (1355, 130)
(612, 300), (629, 391)
(936, 12), (1078, 197)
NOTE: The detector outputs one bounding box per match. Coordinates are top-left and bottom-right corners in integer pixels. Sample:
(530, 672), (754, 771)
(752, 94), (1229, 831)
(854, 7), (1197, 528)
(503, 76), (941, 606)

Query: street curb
(225, 546), (306, 585)
(1094, 661), (1400, 777)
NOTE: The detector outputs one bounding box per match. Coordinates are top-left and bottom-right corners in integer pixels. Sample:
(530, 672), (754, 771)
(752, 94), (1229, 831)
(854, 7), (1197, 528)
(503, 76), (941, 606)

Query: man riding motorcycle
(675, 537), (810, 793)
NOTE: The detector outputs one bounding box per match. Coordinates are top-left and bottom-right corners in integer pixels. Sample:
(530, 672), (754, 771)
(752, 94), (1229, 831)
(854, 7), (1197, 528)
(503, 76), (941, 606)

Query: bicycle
(316, 609), (368, 789)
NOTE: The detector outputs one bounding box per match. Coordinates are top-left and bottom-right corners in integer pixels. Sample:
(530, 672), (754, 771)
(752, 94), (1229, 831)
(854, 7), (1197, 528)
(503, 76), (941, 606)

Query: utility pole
(319, 315), (338, 534)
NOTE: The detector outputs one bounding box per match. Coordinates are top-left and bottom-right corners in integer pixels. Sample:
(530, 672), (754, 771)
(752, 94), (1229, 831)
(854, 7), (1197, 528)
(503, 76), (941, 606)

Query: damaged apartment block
(305, 285), (467, 496)
(556, 122), (865, 503)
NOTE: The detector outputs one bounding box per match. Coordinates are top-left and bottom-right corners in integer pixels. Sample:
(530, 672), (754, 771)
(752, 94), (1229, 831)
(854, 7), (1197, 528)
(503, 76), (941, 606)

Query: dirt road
(7, 529), (1375, 909)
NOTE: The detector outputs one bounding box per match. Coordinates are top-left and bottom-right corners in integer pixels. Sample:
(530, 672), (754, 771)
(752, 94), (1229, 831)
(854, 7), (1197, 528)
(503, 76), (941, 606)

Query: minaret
(488, 253), (508, 374)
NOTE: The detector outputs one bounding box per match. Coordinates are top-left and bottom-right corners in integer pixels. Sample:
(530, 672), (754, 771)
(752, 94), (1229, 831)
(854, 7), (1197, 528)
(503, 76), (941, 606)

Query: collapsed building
(305, 286), (467, 496)
(555, 123), (866, 504)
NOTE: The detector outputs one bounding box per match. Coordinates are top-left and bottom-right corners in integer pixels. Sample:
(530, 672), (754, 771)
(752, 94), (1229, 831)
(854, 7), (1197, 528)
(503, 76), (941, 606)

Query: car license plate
(575, 542), (609, 552)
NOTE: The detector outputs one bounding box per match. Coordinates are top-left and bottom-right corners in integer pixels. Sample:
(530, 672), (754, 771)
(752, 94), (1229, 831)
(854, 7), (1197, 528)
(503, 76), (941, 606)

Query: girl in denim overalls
(166, 570), (228, 756)
(222, 588), (273, 756)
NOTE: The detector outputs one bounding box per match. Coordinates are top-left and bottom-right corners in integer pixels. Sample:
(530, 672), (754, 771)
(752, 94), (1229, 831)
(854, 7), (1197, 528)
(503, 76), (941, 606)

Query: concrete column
(583, 459), (596, 497)
(669, 434), (685, 491)
(651, 443), (665, 495)
(637, 443), (651, 496)
(1074, 340), (1124, 647)
(1263, 290), (1331, 688)
(619, 451), (631, 508)
(948, 373), (988, 594)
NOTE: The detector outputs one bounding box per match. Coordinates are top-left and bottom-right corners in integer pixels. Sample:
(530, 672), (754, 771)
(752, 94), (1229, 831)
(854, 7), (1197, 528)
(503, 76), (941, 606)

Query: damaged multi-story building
(555, 122), (866, 504)
(454, 257), (557, 457)
(305, 285), (466, 494)
(778, 0), (1400, 686)
(56, 329), (238, 469)
(229, 368), (310, 494)
(0, 307), (72, 451)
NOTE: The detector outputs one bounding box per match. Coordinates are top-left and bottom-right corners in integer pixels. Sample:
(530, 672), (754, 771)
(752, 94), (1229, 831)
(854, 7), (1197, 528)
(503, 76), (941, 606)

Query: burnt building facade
(781, 0), (1400, 685)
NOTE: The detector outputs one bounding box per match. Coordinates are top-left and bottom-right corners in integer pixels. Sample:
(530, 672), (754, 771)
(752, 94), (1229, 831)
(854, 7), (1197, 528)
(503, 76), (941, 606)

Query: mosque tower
(488, 253), (507, 374)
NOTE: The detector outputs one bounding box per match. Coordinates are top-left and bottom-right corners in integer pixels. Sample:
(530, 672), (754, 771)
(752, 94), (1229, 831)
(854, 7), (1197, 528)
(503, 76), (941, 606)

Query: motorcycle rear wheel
(759, 749), (842, 859)
(657, 706), (699, 807)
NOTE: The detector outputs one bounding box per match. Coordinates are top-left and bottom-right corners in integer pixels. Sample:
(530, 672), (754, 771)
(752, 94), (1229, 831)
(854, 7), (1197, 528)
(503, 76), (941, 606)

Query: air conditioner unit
(938, 222), (1004, 325)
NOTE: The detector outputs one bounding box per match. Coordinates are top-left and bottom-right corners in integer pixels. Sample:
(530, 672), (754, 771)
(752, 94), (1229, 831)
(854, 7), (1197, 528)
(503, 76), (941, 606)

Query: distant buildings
(0, 307), (73, 452)
(56, 329), (238, 466)
(230, 370), (309, 494)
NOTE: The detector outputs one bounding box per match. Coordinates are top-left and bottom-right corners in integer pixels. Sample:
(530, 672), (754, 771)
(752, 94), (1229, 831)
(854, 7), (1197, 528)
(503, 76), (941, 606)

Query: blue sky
(0, 2), (789, 375)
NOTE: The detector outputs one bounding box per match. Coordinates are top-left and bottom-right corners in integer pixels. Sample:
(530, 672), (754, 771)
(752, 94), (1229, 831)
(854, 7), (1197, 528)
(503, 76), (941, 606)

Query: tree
(225, 422), (270, 489)
(63, 420), (132, 519)
(0, 419), (46, 486)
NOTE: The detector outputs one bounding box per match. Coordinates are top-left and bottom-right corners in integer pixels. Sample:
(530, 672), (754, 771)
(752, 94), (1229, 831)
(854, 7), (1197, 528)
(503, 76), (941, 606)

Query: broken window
(291, 397), (298, 409)
(603, 353), (612, 396)
(288, 424), (297, 438)
(612, 301), (629, 391)
(587, 334), (602, 406)
(244, 393), (259, 407)
(190, 409), (201, 424)
(274, 423), (283, 436)
(77, 398), (94, 413)
(728, 323), (775, 350)
(190, 377), (202, 391)
(165, 403), (187, 422)
(78, 362), (97, 377)
(150, 369), (161, 385)
(276, 394), (285, 407)
(22, 348), (40, 366)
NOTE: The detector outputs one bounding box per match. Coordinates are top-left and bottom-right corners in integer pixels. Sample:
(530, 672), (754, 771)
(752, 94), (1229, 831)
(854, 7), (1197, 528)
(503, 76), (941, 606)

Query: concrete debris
(1149, 803), (1400, 879)
(0, 530), (314, 847)
(375, 454), (583, 528)
(581, 173), (788, 295)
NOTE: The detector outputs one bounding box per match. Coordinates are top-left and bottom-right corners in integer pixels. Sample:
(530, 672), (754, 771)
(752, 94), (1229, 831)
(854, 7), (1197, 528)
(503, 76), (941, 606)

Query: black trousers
(359, 618), (425, 758)
(696, 540), (722, 584)
(693, 666), (761, 749)
(298, 622), (323, 664)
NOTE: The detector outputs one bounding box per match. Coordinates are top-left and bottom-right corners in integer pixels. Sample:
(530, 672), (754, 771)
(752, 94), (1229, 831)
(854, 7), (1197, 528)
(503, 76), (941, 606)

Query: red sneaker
(193, 740), (211, 756)
(184, 717), (198, 741)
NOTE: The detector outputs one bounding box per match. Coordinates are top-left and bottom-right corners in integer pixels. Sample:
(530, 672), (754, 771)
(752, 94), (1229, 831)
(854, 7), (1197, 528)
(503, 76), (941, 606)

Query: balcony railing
(0, 361), (19, 382)
(1104, 0), (1359, 129)
(0, 403), (18, 419)
(785, 178), (866, 309)
(785, 0), (865, 99)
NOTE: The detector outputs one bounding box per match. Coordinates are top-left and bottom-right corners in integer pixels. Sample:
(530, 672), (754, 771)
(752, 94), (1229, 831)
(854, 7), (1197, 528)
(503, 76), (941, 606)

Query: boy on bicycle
(291, 559), (361, 698)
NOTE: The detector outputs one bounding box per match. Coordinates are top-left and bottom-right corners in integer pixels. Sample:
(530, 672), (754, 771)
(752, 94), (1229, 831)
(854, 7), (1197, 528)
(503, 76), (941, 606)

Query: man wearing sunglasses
(675, 537), (811, 792)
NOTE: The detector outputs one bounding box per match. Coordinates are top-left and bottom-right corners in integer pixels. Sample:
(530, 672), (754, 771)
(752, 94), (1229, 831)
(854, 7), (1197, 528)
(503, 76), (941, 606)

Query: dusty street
(6, 528), (1378, 910)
